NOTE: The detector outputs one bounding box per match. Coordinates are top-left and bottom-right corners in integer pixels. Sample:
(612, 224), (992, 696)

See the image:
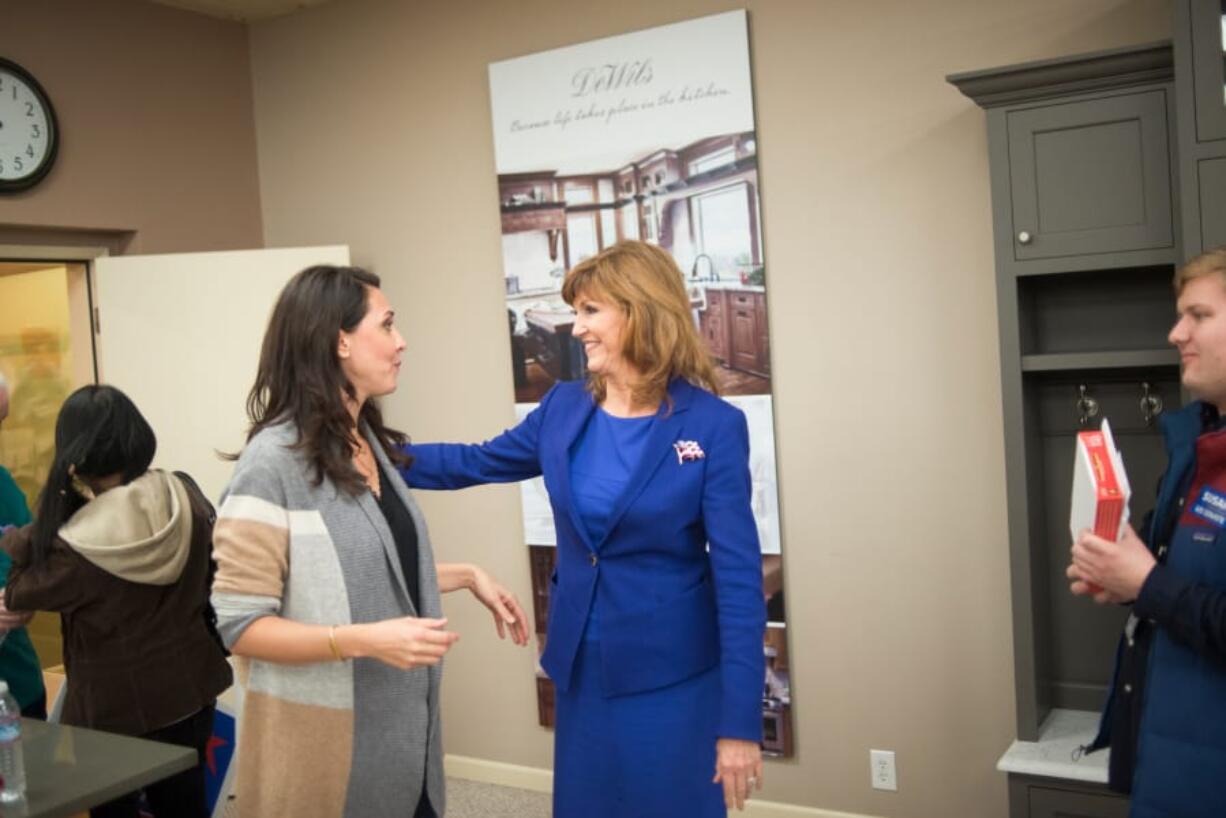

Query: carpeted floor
(220, 778), (550, 817)
(445, 778), (552, 817)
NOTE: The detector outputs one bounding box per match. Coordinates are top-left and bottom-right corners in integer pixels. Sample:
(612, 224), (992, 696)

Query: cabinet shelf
(1021, 349), (1178, 372)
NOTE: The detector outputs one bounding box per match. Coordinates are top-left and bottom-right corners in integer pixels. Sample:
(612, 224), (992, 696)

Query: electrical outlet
(870, 749), (898, 791)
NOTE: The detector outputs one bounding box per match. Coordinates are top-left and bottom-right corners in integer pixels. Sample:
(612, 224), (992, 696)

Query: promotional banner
(489, 9), (792, 756)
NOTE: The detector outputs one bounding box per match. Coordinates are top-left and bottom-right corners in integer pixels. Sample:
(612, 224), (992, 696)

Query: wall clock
(0, 58), (58, 192)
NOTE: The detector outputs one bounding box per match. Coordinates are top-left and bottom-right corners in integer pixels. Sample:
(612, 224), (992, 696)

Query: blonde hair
(1174, 246), (1226, 294)
(562, 241), (719, 409)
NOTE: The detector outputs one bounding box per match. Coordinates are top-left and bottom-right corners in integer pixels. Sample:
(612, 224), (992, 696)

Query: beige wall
(0, 0), (1174, 813)
(246, 1), (1171, 816)
(1, 0), (263, 254)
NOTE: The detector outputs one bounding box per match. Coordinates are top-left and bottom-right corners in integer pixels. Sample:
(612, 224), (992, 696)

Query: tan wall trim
(0, 244), (110, 261)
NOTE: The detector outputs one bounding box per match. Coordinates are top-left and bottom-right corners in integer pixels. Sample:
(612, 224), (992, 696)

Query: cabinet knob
(1017, 230), (1033, 245)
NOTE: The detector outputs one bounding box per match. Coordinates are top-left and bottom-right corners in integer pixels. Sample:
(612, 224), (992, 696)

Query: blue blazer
(402, 378), (765, 741)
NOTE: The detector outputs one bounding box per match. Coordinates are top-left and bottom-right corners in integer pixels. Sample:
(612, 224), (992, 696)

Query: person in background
(0, 384), (232, 818)
(1070, 247), (1226, 817)
(401, 241), (766, 817)
(6, 329), (71, 505)
(211, 264), (528, 818)
(0, 373), (47, 719)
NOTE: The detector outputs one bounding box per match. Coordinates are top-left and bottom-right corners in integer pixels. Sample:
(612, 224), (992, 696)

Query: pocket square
(673, 440), (705, 463)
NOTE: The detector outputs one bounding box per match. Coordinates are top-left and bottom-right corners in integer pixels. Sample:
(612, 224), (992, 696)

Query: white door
(93, 245), (350, 502)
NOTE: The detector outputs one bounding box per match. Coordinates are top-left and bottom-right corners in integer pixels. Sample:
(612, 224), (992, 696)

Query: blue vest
(1095, 402), (1226, 817)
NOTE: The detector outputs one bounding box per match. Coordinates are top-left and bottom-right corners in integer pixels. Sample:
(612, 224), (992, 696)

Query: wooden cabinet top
(696, 283), (766, 303)
(501, 205), (566, 234)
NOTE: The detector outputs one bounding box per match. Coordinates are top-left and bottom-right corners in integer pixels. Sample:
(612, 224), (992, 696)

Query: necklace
(353, 437), (381, 498)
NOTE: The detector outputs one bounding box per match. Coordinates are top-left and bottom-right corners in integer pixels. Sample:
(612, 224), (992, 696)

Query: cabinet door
(729, 292), (759, 373)
(1006, 90), (1173, 262)
(1200, 157), (1226, 249)
(701, 290), (728, 361)
(1027, 786), (1129, 818)
(535, 676), (556, 728)
(702, 309), (727, 362)
(528, 326), (561, 379)
(754, 292), (770, 375)
(1174, 0), (1226, 258)
(1188, 0), (1226, 143)
(528, 546), (555, 636)
(94, 245), (351, 501)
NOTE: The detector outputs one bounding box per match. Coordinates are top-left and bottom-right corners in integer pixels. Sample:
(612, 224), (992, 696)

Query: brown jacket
(1, 471), (232, 736)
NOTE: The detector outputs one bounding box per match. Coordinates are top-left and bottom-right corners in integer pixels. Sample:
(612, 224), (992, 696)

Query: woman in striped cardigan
(211, 265), (529, 818)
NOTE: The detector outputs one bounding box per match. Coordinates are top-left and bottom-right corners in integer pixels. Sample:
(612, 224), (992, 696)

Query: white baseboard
(739, 800), (881, 818)
(443, 755), (880, 818)
(444, 754), (553, 793)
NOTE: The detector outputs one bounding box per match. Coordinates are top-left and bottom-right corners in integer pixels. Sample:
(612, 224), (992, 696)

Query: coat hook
(1140, 381), (1163, 426)
(1076, 384), (1100, 427)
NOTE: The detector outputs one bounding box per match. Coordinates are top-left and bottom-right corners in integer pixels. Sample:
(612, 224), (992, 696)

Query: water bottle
(0, 680), (25, 803)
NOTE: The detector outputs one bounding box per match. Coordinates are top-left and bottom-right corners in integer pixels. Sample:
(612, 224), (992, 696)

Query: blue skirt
(553, 638), (727, 818)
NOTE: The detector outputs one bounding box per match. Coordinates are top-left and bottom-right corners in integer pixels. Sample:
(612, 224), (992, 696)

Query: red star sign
(206, 734), (228, 776)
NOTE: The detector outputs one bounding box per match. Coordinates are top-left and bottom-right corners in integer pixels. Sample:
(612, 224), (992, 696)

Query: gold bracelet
(328, 625), (345, 661)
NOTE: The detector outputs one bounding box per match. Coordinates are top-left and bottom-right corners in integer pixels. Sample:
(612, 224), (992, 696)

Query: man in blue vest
(0, 373), (47, 719)
(1071, 246), (1226, 817)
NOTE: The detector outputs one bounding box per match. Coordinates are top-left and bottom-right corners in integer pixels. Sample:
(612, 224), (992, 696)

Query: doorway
(0, 243), (349, 673)
(0, 259), (95, 668)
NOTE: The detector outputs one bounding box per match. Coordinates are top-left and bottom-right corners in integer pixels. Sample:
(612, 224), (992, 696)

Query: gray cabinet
(952, 8), (1224, 815)
(1006, 90), (1173, 264)
(1009, 777), (1130, 818)
(950, 42), (1178, 739)
(1175, 0), (1226, 258)
(949, 41), (1183, 818)
(1029, 788), (1130, 818)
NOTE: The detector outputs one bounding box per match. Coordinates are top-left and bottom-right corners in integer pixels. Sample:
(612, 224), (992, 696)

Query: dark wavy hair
(30, 385), (157, 566)
(240, 264), (409, 494)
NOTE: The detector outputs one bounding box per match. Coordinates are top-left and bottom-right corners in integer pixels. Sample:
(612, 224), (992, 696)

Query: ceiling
(146, 0), (337, 23)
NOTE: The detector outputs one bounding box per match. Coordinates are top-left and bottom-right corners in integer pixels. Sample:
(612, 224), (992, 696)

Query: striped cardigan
(212, 422), (444, 818)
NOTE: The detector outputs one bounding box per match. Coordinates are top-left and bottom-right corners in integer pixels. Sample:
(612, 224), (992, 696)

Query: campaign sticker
(1190, 486), (1226, 528)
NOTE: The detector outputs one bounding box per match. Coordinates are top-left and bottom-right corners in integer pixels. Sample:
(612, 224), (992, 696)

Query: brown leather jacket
(1, 471), (232, 735)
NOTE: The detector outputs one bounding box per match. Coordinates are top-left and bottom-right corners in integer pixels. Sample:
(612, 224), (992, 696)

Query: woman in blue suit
(402, 241), (766, 816)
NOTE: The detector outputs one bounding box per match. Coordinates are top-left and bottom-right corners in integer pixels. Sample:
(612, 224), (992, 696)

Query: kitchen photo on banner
(489, 9), (792, 756)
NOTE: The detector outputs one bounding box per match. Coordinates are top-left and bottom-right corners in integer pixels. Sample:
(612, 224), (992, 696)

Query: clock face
(0, 59), (57, 192)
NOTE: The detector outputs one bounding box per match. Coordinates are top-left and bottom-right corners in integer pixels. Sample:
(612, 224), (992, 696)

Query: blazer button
(589, 553), (598, 566)
(1123, 683), (1132, 694)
